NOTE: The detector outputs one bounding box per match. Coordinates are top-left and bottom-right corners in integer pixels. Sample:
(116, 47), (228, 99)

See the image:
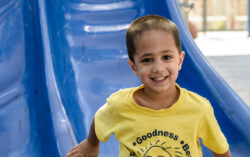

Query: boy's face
(128, 29), (185, 94)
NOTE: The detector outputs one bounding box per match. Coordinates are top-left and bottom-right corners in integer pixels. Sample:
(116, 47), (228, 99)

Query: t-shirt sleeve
(95, 97), (116, 142)
(198, 102), (229, 154)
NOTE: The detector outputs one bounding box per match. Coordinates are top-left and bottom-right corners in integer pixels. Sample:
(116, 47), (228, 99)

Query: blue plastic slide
(0, 0), (249, 156)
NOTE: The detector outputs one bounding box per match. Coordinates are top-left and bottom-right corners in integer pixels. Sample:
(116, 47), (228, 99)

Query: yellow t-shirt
(95, 85), (229, 157)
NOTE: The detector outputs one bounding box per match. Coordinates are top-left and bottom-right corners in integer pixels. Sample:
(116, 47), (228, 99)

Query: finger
(66, 151), (73, 157)
(72, 146), (79, 151)
(67, 148), (79, 157)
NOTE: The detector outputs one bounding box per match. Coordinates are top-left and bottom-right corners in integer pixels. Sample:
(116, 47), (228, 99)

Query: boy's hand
(66, 139), (99, 157)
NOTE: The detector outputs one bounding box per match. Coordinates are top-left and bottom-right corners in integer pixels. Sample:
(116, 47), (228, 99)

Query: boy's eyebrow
(141, 49), (173, 57)
(161, 49), (174, 53)
(139, 53), (152, 58)
(139, 50), (173, 58)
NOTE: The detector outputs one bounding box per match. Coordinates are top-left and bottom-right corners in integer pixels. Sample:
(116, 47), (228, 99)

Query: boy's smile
(128, 29), (185, 96)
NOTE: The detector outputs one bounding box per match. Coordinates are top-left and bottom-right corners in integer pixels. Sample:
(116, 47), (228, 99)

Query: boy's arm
(87, 118), (100, 146)
(66, 118), (99, 157)
(212, 149), (231, 157)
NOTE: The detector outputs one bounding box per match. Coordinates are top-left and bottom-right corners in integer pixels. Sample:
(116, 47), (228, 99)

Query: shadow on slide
(0, 0), (249, 156)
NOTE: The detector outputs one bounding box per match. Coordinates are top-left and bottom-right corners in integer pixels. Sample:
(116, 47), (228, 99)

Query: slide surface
(0, 0), (249, 156)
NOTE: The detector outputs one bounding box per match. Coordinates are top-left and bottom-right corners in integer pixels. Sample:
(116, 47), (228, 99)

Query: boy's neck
(134, 85), (180, 110)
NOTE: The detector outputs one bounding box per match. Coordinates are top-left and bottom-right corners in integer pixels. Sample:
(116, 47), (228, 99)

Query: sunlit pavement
(195, 31), (250, 107)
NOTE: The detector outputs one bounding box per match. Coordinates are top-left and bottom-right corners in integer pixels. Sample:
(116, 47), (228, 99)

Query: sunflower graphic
(143, 145), (172, 157)
(131, 140), (183, 157)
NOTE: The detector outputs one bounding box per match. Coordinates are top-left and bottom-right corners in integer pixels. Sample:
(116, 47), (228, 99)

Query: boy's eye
(163, 55), (171, 60)
(141, 58), (153, 63)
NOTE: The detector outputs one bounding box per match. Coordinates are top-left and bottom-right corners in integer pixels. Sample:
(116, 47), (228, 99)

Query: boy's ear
(128, 60), (138, 76)
(178, 51), (185, 70)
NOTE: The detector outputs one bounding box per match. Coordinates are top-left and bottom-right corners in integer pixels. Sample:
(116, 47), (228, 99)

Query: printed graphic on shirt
(129, 129), (191, 157)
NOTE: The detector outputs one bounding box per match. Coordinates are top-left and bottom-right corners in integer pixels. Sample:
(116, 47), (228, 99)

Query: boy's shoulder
(180, 86), (212, 111)
(109, 86), (136, 96)
(107, 86), (139, 103)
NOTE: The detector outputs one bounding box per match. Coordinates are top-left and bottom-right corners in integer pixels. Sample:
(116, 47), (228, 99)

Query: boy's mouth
(151, 76), (168, 81)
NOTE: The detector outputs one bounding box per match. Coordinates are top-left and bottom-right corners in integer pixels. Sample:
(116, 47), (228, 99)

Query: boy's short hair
(126, 15), (182, 62)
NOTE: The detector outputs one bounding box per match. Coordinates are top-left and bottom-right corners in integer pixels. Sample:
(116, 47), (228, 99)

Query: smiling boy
(67, 15), (231, 157)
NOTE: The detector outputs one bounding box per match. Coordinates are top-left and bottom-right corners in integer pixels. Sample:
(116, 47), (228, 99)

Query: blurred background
(0, 1), (249, 156)
(179, 0), (250, 107)
(182, 0), (248, 32)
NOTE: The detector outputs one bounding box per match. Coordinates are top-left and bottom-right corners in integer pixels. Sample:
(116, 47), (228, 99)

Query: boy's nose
(152, 61), (164, 74)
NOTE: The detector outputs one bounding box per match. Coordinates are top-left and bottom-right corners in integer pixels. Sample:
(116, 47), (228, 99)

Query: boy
(67, 15), (231, 157)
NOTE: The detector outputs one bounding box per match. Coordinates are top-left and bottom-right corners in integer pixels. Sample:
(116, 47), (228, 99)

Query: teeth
(153, 77), (166, 81)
